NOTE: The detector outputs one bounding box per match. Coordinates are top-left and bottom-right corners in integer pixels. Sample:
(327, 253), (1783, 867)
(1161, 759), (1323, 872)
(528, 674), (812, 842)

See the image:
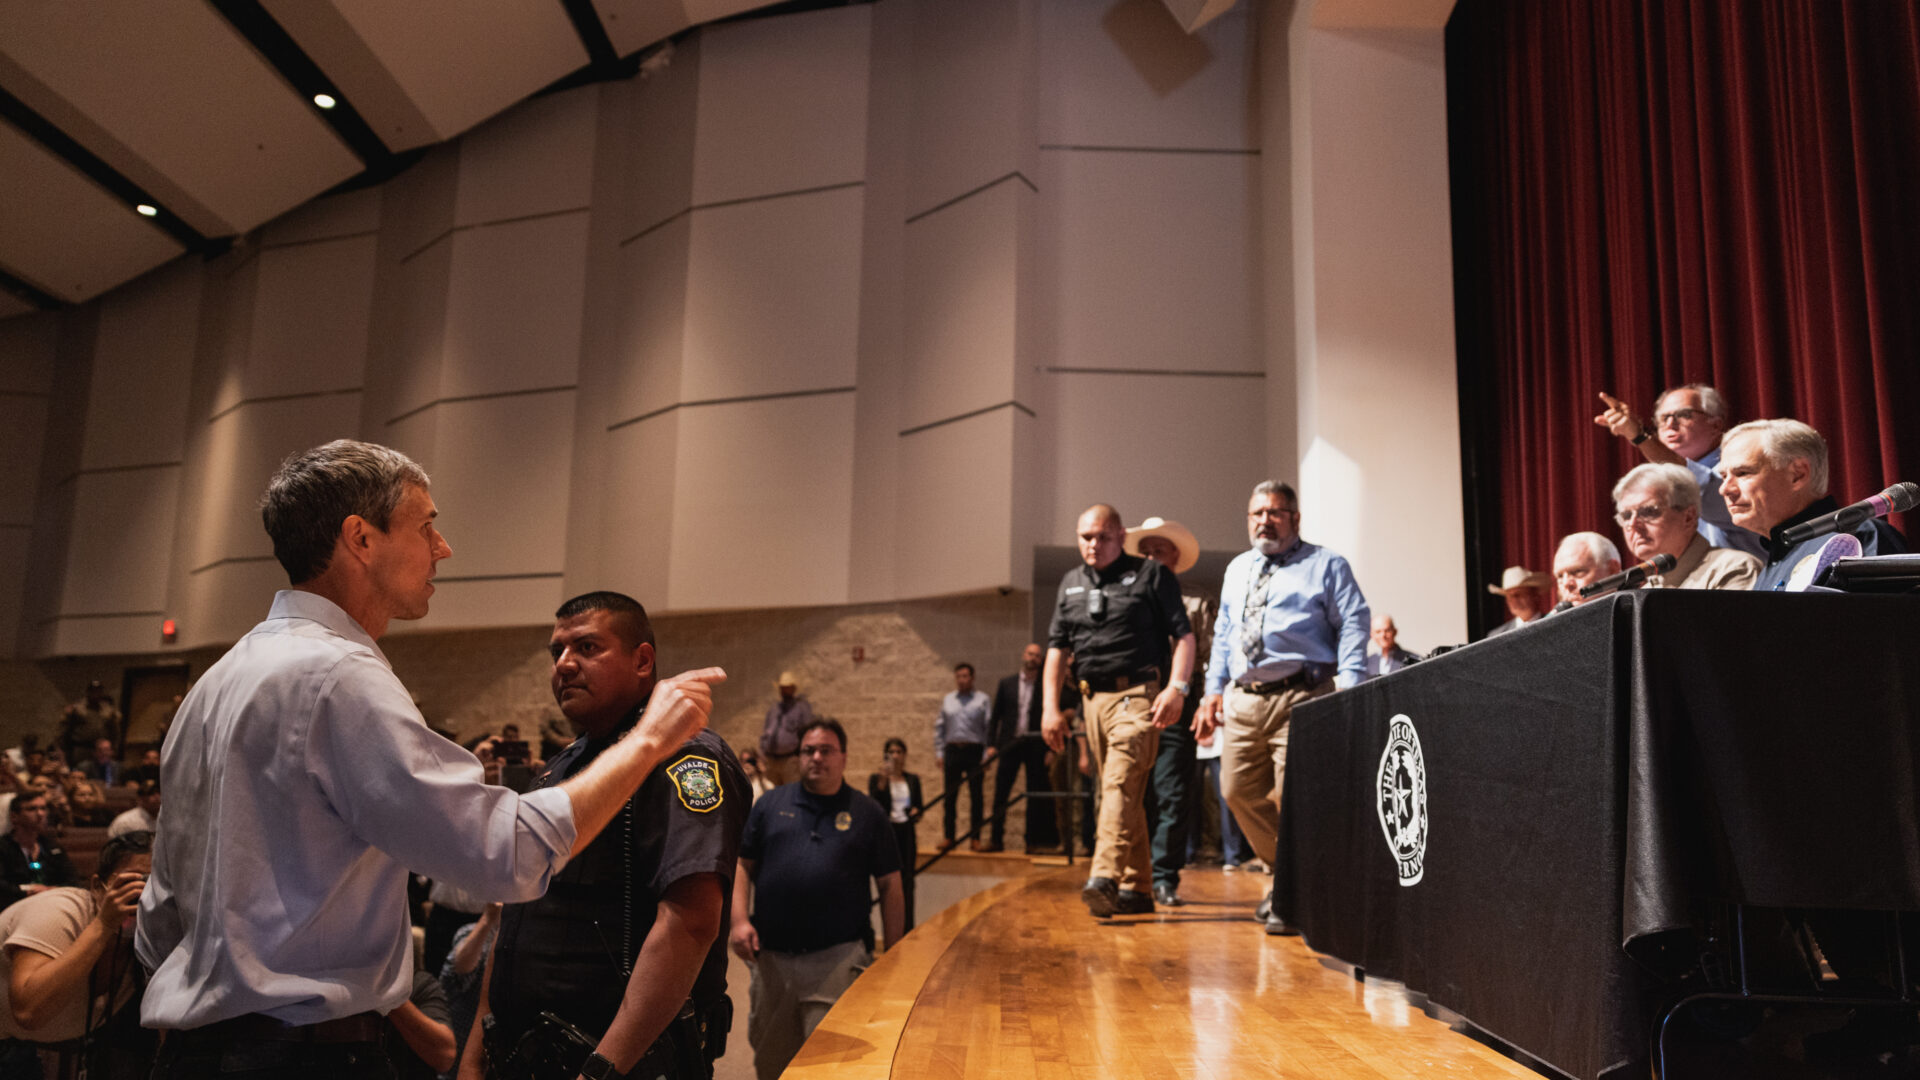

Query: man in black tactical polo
(1041, 504), (1196, 918)
(460, 592), (747, 1080)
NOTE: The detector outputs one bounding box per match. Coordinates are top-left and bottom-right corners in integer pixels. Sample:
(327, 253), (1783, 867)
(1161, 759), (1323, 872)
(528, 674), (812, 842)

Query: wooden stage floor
(787, 865), (1541, 1080)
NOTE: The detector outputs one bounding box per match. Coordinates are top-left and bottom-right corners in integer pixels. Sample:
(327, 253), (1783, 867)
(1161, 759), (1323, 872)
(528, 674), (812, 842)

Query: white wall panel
(183, 393), (366, 574)
(0, 397), (46, 526)
(242, 235), (377, 401)
(59, 468), (180, 614)
(1050, 371), (1266, 550)
(604, 217), (691, 426)
(418, 392), (575, 578)
(404, 575), (566, 633)
(596, 413), (681, 609)
(693, 7), (871, 204)
(667, 396), (854, 610)
(895, 408), (1017, 597)
(441, 214), (589, 397)
(1038, 0), (1258, 150)
(382, 237), (454, 423)
(259, 188), (382, 248)
(907, 0), (1036, 215)
(177, 558), (288, 649)
(81, 262), (200, 471)
(1048, 150), (1262, 373)
(455, 87), (598, 227)
(902, 182), (1023, 430)
(681, 187), (864, 400)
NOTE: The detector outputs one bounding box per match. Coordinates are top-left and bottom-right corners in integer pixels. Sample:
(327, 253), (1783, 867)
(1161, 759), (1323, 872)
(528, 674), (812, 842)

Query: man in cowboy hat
(1124, 517), (1215, 907)
(758, 672), (815, 787)
(1485, 566), (1553, 637)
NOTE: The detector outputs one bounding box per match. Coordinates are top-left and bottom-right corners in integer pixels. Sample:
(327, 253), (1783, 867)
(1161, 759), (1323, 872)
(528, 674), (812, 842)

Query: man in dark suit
(984, 644), (1061, 853)
(1362, 614), (1421, 680)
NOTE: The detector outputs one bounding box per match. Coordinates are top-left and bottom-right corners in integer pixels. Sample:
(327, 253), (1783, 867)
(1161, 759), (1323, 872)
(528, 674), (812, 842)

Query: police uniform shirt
(488, 723), (748, 1044)
(1046, 553), (1194, 684)
(740, 782), (899, 954)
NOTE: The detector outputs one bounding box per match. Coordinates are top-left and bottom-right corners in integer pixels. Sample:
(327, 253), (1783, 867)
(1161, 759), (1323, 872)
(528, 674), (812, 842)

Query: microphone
(1578, 552), (1678, 599)
(1779, 482), (1920, 546)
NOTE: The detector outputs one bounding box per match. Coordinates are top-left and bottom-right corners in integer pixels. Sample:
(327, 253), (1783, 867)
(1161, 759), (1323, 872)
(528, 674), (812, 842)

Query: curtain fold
(1448, 0), (1920, 630)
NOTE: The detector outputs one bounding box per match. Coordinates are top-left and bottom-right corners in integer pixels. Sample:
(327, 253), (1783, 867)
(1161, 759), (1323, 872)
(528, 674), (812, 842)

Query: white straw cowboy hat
(775, 670), (802, 690)
(1124, 517), (1200, 575)
(1486, 566), (1552, 595)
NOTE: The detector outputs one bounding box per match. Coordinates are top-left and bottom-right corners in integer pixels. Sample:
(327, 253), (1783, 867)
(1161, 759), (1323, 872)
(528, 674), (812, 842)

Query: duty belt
(1078, 668), (1159, 696)
(176, 1011), (384, 1045)
(1234, 664), (1331, 696)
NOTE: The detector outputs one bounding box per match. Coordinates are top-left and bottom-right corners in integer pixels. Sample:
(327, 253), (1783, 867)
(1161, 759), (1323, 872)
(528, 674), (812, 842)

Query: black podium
(1273, 590), (1920, 1079)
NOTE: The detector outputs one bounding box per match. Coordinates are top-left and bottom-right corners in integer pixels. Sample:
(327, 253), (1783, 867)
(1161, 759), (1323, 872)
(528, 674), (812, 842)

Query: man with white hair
(1612, 463), (1761, 590)
(1594, 383), (1766, 556)
(1551, 532), (1622, 606)
(1719, 418), (1906, 591)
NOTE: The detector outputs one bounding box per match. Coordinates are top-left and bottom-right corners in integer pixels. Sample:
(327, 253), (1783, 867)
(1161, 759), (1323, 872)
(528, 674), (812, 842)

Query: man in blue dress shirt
(1195, 480), (1370, 935)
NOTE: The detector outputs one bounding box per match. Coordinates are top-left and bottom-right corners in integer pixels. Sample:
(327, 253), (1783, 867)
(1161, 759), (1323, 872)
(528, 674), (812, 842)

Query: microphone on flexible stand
(1578, 552), (1678, 600)
(1779, 482), (1920, 546)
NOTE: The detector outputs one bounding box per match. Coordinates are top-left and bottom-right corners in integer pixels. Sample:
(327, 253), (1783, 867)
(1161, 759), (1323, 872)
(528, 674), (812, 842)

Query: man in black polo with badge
(729, 718), (904, 1080)
(460, 592), (747, 1080)
(1042, 504), (1196, 919)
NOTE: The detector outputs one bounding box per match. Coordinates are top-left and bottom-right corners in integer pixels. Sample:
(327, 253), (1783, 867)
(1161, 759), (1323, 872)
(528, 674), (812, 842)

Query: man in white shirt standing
(137, 439), (724, 1079)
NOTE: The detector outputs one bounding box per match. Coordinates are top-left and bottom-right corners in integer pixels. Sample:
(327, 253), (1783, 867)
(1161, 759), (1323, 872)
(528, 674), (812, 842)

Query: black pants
(1145, 695), (1198, 889)
(941, 743), (985, 842)
(990, 736), (1058, 848)
(890, 821), (918, 929)
(152, 1038), (395, 1079)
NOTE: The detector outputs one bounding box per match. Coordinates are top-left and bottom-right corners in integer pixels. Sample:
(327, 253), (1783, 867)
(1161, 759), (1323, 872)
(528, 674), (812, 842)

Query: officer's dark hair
(95, 830), (153, 881)
(555, 591), (656, 652)
(798, 718), (847, 753)
(954, 662), (974, 676)
(261, 440), (431, 585)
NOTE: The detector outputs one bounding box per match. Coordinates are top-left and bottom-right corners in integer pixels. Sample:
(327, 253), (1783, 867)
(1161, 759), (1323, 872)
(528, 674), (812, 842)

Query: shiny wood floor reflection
(788, 867), (1540, 1079)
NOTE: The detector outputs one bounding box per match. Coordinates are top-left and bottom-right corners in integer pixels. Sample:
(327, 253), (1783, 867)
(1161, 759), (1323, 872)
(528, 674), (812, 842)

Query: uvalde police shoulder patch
(667, 755), (724, 813)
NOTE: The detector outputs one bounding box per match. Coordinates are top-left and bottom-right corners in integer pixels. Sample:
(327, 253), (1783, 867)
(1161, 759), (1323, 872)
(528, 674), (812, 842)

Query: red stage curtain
(1446, 0), (1920, 631)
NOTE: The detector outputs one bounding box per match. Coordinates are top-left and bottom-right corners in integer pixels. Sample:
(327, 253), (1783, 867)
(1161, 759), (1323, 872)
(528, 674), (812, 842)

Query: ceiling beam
(207, 0), (395, 168)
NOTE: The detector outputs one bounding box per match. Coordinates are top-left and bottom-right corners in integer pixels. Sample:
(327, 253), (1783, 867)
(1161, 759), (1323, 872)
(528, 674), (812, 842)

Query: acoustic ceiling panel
(592, 0), (786, 62)
(0, 0), (364, 237)
(0, 121), (184, 303)
(278, 1), (590, 149)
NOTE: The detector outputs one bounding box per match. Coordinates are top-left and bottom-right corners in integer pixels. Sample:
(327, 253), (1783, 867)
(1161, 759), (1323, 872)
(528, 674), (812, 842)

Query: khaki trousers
(748, 939), (870, 1080)
(1083, 683), (1160, 892)
(761, 753), (799, 788)
(1219, 682), (1329, 865)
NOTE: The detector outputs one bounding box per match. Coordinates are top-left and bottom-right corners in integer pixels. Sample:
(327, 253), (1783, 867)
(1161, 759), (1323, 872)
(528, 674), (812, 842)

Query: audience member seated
(1552, 532), (1622, 606)
(75, 739), (121, 787)
(438, 903), (501, 1076)
(1612, 463), (1760, 590)
(1594, 383), (1766, 556)
(57, 682), (120, 774)
(68, 780), (111, 829)
(1485, 566), (1552, 637)
(385, 952), (456, 1080)
(0, 793), (77, 913)
(0, 830), (154, 1080)
(1719, 419), (1908, 591)
(107, 783), (159, 840)
(121, 750), (159, 789)
(1363, 614), (1420, 679)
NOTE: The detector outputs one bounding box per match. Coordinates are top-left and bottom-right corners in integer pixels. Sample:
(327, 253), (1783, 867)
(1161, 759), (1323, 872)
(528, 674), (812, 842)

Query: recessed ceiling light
(313, 93), (337, 109)
(136, 204), (158, 217)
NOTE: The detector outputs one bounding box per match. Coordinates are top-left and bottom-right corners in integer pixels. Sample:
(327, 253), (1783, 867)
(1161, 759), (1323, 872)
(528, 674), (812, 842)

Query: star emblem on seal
(1375, 714), (1429, 887)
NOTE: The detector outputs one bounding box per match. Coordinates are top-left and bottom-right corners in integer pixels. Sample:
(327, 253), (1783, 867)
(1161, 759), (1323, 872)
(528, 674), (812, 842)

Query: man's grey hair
(261, 440), (431, 585)
(1558, 531), (1620, 567)
(1722, 418), (1830, 498)
(1611, 463), (1700, 512)
(1251, 480), (1298, 509)
(1661, 383), (1729, 424)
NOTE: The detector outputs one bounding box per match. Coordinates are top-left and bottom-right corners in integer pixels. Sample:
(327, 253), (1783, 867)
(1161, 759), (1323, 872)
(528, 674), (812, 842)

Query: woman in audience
(0, 830), (156, 1080)
(868, 737), (924, 929)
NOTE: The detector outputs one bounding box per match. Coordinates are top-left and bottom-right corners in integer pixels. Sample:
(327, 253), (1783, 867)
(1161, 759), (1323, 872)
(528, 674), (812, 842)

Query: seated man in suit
(1551, 532), (1622, 607)
(984, 645), (1060, 854)
(1719, 418), (1907, 590)
(1363, 615), (1420, 679)
(1612, 462), (1760, 590)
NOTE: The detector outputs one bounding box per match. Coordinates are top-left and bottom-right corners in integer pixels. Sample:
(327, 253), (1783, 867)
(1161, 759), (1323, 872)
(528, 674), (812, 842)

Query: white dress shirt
(136, 590), (576, 1028)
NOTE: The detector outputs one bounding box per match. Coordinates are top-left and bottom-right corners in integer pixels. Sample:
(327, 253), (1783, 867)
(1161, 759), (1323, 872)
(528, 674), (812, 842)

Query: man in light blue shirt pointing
(1194, 480), (1369, 936)
(138, 440), (723, 1078)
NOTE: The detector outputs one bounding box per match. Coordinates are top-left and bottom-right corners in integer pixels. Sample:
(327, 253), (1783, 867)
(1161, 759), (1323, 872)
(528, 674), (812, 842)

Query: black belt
(1078, 668), (1159, 696)
(175, 1010), (384, 1044)
(1233, 667), (1328, 696)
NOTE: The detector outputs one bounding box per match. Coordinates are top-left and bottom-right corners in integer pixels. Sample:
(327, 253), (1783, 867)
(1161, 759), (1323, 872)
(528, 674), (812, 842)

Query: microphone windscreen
(1651, 552), (1677, 572)
(1888, 482), (1920, 514)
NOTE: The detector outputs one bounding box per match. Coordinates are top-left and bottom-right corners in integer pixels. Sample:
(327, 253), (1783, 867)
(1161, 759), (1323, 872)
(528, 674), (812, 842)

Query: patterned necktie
(1240, 557), (1276, 664)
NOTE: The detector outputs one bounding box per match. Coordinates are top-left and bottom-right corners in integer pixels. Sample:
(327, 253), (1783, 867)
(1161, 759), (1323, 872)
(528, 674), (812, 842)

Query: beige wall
(0, 0), (1469, 673)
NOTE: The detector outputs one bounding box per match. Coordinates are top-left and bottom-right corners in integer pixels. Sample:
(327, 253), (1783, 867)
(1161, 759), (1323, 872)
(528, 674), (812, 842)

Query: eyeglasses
(797, 745), (841, 758)
(1653, 407), (1703, 428)
(1614, 503), (1670, 527)
(1248, 508), (1296, 521)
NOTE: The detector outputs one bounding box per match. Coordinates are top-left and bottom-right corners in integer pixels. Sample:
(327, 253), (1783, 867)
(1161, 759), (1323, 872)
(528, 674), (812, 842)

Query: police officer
(1042, 504), (1196, 918)
(461, 592), (748, 1080)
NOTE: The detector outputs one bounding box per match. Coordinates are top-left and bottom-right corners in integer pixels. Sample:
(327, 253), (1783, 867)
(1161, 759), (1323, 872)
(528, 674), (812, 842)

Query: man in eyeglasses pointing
(1594, 383), (1767, 557)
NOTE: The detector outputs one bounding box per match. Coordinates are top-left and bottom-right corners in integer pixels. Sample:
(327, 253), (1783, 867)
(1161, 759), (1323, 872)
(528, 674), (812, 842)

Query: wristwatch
(1630, 426), (1652, 445)
(580, 1052), (622, 1080)
(1168, 679), (1190, 696)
